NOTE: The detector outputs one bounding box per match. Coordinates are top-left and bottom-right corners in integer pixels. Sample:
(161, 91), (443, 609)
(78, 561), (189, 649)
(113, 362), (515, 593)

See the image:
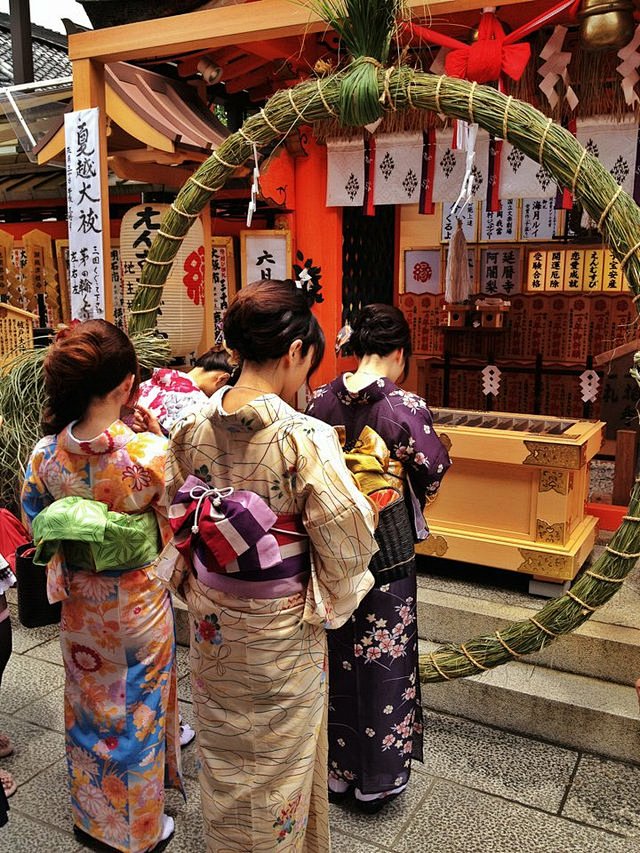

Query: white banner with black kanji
(326, 137), (365, 207)
(64, 108), (105, 320)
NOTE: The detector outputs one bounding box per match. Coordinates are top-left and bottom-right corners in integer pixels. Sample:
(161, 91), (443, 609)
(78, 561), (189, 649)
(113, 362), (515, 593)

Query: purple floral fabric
(307, 376), (450, 540)
(307, 375), (450, 797)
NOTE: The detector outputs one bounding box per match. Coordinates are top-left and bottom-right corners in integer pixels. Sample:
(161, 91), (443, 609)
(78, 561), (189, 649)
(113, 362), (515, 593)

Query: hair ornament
(292, 252), (324, 305)
(54, 319), (81, 342)
(335, 323), (353, 355)
(296, 268), (312, 291)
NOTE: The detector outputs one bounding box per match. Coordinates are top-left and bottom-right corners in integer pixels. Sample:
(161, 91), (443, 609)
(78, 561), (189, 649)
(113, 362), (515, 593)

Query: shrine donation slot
(421, 408), (605, 585)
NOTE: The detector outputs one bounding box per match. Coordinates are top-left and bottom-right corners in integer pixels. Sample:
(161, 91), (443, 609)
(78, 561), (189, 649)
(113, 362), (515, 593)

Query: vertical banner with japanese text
(64, 108), (105, 320)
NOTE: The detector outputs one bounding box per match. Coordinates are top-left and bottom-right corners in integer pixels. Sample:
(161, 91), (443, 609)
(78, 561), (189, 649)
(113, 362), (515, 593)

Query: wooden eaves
(68, 0), (542, 64)
(56, 0), (543, 322)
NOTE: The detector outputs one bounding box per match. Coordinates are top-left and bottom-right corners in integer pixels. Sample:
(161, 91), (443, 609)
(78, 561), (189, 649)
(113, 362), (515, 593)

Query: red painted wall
(292, 136), (343, 388)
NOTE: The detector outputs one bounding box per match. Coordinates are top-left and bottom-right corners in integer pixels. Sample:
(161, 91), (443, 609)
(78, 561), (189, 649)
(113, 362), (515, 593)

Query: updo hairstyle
(42, 319), (139, 435)
(349, 304), (413, 360)
(223, 279), (325, 377)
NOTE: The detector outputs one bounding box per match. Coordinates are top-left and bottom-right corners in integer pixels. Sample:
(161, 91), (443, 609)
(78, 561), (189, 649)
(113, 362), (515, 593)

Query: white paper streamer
(451, 123), (478, 216)
(579, 369), (600, 404)
(617, 25), (640, 107)
(481, 364), (501, 397)
(538, 26), (578, 112)
(429, 47), (447, 76)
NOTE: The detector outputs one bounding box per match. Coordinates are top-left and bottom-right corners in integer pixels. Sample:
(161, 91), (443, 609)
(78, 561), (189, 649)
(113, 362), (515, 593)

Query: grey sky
(0, 1), (91, 34)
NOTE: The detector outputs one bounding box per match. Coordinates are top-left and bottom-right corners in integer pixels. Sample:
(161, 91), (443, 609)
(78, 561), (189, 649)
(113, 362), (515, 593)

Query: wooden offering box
(418, 408), (605, 584)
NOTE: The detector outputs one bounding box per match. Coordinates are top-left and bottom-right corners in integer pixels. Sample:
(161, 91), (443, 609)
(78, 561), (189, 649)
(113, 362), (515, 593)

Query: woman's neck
(345, 355), (395, 392)
(222, 364), (283, 412)
(72, 399), (122, 440)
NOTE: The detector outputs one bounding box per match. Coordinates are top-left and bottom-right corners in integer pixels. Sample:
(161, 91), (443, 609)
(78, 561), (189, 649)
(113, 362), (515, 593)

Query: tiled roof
(0, 12), (71, 87)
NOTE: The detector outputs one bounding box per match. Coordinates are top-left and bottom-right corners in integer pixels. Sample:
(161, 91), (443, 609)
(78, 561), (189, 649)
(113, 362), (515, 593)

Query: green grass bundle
(118, 0), (640, 682)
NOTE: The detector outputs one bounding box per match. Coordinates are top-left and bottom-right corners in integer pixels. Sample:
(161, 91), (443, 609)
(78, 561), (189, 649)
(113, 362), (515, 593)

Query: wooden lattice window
(342, 206), (396, 325)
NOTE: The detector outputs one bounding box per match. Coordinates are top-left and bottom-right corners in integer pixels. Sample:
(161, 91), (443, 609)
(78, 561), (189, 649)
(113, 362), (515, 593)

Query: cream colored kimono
(161, 390), (376, 852)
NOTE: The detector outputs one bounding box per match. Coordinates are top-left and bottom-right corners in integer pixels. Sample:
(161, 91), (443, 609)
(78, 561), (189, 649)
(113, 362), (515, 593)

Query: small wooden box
(440, 304), (468, 328)
(418, 408), (605, 583)
(476, 300), (510, 329)
(480, 309), (504, 328)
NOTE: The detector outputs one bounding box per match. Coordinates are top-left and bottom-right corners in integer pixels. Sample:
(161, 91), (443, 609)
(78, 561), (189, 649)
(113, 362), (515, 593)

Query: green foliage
(312, 0), (406, 125)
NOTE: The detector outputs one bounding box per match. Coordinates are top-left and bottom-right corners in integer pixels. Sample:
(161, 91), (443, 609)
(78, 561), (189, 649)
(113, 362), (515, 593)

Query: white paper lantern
(120, 203), (205, 357)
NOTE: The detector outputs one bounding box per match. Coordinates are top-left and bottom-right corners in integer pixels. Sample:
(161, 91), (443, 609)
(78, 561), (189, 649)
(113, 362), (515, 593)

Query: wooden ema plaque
(399, 293), (443, 356)
(421, 409), (604, 583)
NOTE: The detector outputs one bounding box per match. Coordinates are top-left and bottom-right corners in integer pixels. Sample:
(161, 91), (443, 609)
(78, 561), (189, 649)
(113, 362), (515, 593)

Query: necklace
(232, 383), (276, 395)
(354, 370), (384, 380)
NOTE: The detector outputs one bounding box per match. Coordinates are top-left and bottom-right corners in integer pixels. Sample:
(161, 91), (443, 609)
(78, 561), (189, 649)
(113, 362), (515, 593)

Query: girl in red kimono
(307, 303), (451, 813)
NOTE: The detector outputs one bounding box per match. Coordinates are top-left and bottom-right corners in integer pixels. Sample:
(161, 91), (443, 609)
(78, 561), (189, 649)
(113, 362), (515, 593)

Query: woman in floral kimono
(135, 347), (234, 435)
(21, 320), (182, 852)
(161, 279), (377, 852)
(307, 303), (451, 813)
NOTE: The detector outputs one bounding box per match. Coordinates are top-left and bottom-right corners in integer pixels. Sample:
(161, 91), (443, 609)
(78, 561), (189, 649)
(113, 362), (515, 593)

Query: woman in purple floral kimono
(307, 303), (451, 813)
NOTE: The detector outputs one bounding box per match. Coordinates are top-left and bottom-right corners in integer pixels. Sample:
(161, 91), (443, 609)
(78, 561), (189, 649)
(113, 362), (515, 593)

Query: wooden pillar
(72, 59), (113, 321)
(612, 429), (639, 506)
(9, 0), (33, 84)
(293, 136), (342, 388)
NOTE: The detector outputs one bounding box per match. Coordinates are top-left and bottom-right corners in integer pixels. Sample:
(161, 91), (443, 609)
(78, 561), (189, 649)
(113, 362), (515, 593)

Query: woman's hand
(131, 405), (164, 436)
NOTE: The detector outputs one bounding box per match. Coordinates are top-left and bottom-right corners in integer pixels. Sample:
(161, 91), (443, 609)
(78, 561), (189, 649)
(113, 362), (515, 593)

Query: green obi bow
(32, 496), (160, 572)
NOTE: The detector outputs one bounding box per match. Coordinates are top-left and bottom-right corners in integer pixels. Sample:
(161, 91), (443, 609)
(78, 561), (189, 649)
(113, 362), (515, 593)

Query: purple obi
(169, 475), (310, 598)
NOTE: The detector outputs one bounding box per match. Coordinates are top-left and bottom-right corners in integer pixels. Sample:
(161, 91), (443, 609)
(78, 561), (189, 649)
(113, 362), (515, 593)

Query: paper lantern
(120, 203), (205, 357)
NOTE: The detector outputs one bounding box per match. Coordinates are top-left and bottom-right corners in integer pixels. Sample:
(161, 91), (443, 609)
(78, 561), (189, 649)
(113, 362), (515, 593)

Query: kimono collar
(206, 386), (294, 433)
(148, 367), (200, 394)
(331, 374), (396, 406)
(59, 420), (135, 455)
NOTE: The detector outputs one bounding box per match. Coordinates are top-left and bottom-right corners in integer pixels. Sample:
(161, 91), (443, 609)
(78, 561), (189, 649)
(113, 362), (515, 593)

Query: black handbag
(369, 498), (416, 588)
(15, 542), (61, 628)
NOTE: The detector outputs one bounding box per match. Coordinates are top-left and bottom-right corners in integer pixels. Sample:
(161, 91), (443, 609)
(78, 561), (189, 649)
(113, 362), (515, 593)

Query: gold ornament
(579, 0), (635, 52)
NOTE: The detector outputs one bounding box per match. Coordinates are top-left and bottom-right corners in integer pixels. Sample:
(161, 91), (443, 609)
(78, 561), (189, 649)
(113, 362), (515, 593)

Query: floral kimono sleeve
(21, 436), (56, 530)
(389, 391), (451, 506)
(293, 423), (377, 630)
(21, 436), (69, 602)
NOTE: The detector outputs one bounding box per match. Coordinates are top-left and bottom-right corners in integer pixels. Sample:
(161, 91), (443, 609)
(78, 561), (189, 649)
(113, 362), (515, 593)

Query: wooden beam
(593, 338), (640, 367)
(222, 54), (270, 81)
(73, 59), (113, 321)
(109, 156), (192, 188)
(69, 0), (537, 64)
(36, 125), (65, 165)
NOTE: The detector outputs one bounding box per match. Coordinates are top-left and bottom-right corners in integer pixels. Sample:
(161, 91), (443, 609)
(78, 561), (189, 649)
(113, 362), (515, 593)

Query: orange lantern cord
(398, 0), (583, 86)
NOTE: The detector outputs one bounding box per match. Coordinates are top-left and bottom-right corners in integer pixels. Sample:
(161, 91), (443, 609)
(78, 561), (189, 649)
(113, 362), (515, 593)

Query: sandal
(0, 733), (14, 759)
(0, 768), (17, 798)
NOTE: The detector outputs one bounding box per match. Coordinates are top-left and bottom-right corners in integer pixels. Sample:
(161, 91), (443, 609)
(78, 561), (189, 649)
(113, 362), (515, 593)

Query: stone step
(173, 595), (190, 647)
(416, 585), (640, 686)
(420, 639), (640, 764)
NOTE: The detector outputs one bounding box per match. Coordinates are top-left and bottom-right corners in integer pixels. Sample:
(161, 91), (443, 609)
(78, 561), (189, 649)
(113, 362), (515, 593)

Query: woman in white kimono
(161, 279), (377, 852)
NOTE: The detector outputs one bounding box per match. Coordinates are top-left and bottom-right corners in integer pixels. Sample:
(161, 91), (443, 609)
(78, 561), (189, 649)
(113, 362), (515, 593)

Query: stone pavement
(2, 598), (640, 853)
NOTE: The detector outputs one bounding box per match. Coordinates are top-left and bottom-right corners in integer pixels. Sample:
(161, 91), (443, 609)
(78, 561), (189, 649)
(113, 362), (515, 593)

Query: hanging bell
(578, 0), (635, 52)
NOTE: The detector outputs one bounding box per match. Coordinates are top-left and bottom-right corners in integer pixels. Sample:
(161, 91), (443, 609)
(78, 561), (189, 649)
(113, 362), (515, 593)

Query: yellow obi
(335, 425), (404, 509)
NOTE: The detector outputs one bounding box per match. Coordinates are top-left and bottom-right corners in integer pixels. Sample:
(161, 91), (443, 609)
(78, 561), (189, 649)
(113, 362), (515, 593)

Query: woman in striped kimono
(21, 320), (182, 852)
(161, 279), (377, 852)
